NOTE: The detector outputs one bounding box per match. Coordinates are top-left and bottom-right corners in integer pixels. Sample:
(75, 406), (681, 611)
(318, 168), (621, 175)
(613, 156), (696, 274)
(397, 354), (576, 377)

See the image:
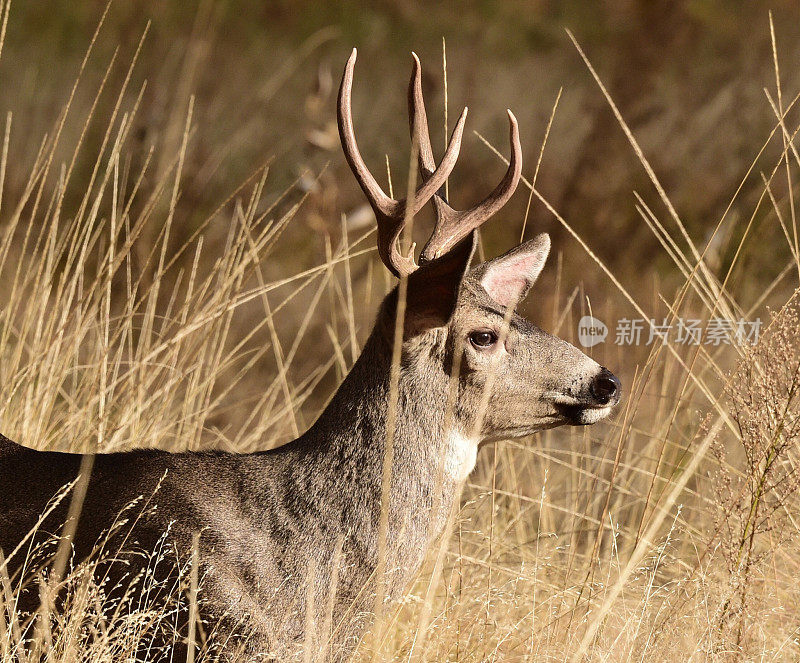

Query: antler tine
(408, 52), (438, 181)
(338, 48), (469, 278)
(337, 49), (395, 218)
(411, 105), (468, 215)
(420, 110), (523, 263)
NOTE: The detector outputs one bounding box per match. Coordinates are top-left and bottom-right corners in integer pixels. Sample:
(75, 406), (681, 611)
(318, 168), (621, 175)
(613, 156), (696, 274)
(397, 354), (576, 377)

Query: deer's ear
(478, 233), (550, 307)
(404, 231), (476, 330)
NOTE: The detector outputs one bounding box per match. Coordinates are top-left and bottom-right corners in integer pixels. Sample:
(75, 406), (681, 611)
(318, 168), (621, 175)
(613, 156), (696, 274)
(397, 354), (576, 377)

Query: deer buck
(0, 49), (620, 661)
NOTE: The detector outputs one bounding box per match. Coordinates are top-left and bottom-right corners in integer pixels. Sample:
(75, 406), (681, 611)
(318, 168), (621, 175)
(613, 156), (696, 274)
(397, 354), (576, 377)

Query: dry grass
(1, 3), (800, 661)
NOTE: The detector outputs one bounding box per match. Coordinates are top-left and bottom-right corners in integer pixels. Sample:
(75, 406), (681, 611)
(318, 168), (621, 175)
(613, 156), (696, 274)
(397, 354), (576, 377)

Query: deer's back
(0, 434), (184, 563)
(0, 434), (285, 559)
(0, 433), (347, 656)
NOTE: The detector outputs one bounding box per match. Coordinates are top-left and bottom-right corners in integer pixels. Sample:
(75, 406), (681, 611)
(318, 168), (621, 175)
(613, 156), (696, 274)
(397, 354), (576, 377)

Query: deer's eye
(469, 330), (498, 349)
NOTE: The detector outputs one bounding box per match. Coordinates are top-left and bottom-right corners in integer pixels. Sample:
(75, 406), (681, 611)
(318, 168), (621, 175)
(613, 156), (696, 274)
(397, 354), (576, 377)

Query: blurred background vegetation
(2, 0), (799, 443)
(8, 0), (800, 278)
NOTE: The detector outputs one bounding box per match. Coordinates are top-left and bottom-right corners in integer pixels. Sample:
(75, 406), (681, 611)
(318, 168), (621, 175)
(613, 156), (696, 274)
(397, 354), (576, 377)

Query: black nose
(589, 368), (621, 406)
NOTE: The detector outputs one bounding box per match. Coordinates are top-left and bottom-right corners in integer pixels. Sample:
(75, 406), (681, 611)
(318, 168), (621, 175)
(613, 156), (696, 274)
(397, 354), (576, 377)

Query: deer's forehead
(454, 282), (540, 335)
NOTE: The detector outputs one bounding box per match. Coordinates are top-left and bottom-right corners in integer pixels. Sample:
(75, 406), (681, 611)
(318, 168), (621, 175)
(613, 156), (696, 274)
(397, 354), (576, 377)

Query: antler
(338, 48), (521, 276)
(407, 53), (522, 263)
(338, 48), (468, 277)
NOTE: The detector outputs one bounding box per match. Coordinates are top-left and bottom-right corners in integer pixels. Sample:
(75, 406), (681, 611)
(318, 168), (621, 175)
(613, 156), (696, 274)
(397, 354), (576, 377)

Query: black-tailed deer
(0, 49), (620, 661)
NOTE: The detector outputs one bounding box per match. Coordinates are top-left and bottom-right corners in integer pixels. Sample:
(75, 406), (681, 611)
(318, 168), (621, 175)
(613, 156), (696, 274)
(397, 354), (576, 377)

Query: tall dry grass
(0, 3), (799, 661)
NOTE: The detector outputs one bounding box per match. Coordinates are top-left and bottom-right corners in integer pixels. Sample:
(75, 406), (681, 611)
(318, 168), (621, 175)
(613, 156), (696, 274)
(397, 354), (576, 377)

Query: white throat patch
(444, 430), (478, 482)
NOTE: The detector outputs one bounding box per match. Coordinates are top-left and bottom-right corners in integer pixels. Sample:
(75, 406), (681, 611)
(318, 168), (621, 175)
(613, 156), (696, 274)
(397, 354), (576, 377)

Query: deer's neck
(295, 329), (470, 571)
